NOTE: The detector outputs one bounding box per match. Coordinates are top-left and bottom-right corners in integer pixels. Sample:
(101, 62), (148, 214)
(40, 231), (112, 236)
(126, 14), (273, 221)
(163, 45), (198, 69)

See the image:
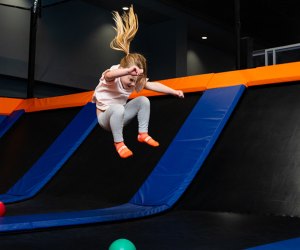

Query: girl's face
(120, 75), (138, 89)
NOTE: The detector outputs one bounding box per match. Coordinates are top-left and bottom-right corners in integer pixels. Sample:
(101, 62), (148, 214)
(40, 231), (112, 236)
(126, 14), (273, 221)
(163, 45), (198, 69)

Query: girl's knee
(137, 96), (150, 107)
(110, 104), (125, 115)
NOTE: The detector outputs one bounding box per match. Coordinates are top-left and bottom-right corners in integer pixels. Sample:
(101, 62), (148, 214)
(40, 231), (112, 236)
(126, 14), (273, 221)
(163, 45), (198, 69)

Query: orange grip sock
(138, 133), (159, 147)
(114, 142), (133, 158)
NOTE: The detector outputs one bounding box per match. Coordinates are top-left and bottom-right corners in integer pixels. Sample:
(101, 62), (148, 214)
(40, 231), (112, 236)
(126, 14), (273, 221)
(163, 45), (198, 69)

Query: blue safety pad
(0, 203), (169, 232)
(0, 115), (5, 124)
(0, 102), (98, 203)
(0, 110), (24, 138)
(246, 237), (300, 249)
(0, 85), (245, 232)
(130, 85), (245, 206)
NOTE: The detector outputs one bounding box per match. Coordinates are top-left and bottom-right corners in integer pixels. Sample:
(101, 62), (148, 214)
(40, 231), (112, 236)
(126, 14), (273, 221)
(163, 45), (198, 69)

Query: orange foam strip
(0, 98), (24, 115)
(207, 70), (248, 89)
(242, 62), (300, 87)
(14, 74), (212, 112)
(20, 91), (94, 113)
(3, 61), (300, 113)
(16, 98), (36, 112)
(130, 73), (213, 98)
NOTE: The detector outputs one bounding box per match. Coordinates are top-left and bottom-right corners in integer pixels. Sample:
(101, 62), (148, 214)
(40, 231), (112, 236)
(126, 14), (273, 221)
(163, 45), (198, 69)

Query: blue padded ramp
(0, 102), (98, 203)
(0, 115), (5, 124)
(130, 85), (245, 206)
(0, 204), (169, 232)
(0, 85), (245, 232)
(246, 237), (300, 249)
(0, 110), (24, 139)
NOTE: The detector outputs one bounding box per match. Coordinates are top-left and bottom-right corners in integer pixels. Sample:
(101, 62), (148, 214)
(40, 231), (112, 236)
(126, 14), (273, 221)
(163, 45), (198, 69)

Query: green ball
(109, 238), (136, 250)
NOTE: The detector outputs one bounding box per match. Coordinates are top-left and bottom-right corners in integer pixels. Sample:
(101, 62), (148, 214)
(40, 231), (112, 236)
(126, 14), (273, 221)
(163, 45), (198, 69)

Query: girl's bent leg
(125, 96), (159, 147)
(97, 105), (133, 158)
(97, 104), (125, 143)
(124, 96), (150, 133)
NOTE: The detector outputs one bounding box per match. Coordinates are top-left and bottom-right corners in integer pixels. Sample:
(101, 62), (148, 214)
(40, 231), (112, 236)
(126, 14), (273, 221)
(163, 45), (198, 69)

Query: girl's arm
(105, 66), (143, 82)
(145, 81), (184, 98)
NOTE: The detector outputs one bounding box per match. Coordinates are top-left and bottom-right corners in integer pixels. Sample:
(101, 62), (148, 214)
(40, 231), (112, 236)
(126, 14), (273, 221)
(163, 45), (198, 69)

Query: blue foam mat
(246, 237), (300, 249)
(0, 115), (5, 124)
(0, 102), (98, 203)
(0, 85), (245, 232)
(0, 110), (24, 139)
(131, 85), (245, 207)
(0, 204), (169, 232)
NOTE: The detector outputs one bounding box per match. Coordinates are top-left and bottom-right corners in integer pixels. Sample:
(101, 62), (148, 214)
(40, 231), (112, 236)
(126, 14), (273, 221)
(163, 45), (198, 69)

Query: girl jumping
(93, 5), (184, 158)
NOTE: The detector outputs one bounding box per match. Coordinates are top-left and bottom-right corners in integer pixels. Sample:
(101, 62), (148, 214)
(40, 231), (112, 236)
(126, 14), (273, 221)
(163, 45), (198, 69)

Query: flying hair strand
(110, 5), (138, 55)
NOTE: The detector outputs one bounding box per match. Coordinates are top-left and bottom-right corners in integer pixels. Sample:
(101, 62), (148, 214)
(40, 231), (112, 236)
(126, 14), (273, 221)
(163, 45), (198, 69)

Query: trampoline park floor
(1, 210), (300, 249)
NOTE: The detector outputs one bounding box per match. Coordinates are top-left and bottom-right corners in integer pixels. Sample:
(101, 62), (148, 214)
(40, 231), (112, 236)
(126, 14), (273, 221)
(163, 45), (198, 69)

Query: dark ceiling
(0, 0), (300, 50)
(6, 0), (298, 51)
(83, 0), (300, 51)
(160, 0), (300, 49)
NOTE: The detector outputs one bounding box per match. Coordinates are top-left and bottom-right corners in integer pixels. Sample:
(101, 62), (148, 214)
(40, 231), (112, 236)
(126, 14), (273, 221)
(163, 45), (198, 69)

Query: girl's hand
(174, 90), (184, 98)
(127, 66), (143, 76)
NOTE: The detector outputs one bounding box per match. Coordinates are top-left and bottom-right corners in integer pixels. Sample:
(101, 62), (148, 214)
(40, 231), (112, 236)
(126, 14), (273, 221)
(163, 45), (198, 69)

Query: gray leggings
(97, 96), (150, 142)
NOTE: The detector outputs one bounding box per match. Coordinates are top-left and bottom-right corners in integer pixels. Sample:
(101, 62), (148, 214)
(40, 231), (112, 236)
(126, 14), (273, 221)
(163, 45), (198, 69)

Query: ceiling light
(122, 6), (129, 11)
(202, 36), (208, 40)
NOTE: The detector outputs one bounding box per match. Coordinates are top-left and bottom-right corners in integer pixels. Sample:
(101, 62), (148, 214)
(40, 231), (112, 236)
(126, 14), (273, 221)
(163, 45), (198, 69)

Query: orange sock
(114, 142), (133, 158)
(138, 133), (159, 147)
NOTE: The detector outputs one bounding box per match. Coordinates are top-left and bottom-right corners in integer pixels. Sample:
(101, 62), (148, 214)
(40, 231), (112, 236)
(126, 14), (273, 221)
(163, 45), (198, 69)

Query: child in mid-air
(93, 5), (184, 158)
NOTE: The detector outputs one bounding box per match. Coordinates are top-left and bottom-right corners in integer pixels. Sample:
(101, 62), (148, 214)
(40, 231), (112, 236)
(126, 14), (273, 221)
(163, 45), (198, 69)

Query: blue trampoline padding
(246, 237), (300, 249)
(0, 102), (98, 203)
(0, 204), (169, 232)
(0, 115), (5, 124)
(0, 110), (24, 139)
(130, 85), (245, 206)
(0, 85), (245, 232)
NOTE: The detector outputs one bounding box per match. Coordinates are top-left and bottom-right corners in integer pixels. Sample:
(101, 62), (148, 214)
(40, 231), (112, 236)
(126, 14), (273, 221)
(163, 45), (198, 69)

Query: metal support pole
(27, 0), (40, 98)
(235, 0), (241, 70)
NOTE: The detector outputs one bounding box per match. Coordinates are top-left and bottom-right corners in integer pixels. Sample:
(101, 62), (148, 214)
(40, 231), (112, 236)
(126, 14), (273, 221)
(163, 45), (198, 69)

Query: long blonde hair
(110, 5), (138, 55)
(110, 5), (147, 92)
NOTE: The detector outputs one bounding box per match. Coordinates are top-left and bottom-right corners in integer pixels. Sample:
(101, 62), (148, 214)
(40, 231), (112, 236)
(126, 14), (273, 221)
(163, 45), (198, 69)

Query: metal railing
(253, 43), (300, 66)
